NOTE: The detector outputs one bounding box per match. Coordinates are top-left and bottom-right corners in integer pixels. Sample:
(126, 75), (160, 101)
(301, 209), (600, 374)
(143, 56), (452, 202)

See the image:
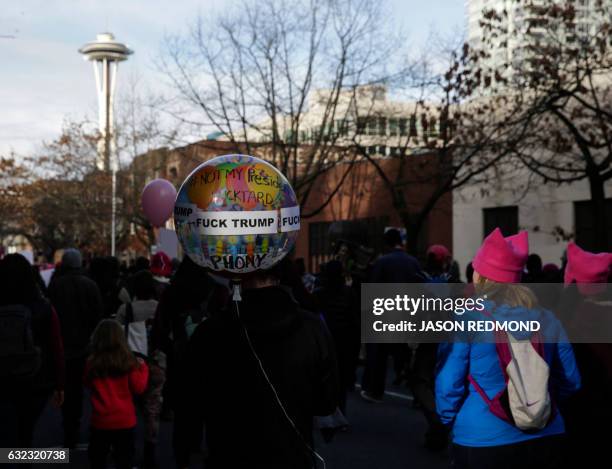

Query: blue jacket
(435, 302), (581, 447)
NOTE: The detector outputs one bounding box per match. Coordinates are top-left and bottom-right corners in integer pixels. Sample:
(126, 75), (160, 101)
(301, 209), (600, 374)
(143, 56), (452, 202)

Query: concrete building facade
(455, 0), (612, 276)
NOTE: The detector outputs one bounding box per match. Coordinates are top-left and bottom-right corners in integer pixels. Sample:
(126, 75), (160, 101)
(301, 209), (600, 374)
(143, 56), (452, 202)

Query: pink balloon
(141, 179), (177, 227)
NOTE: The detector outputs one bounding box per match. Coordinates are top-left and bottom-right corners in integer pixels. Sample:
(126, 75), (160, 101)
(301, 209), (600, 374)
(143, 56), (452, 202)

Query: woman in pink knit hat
(559, 242), (612, 469)
(436, 228), (581, 469)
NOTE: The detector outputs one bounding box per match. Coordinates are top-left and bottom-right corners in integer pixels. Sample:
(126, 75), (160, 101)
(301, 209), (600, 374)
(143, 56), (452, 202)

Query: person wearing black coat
(0, 254), (65, 450)
(361, 229), (423, 402)
(150, 255), (229, 420)
(48, 249), (104, 448)
(173, 268), (338, 469)
(315, 260), (360, 416)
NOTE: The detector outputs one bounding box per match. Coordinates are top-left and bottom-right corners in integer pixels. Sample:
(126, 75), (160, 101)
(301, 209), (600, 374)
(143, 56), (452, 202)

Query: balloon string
(234, 299), (326, 469)
(232, 283), (242, 302)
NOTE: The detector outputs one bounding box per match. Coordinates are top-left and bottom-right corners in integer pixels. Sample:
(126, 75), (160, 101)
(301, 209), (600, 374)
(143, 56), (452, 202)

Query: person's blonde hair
(475, 274), (538, 309)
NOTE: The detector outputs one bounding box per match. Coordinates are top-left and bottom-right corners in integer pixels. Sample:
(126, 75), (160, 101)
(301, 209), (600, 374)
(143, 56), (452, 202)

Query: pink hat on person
(472, 228), (529, 283)
(151, 251), (172, 277)
(564, 242), (612, 294)
(427, 244), (451, 263)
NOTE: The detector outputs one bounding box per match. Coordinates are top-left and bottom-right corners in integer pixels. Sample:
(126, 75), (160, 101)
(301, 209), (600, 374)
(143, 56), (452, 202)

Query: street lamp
(79, 32), (132, 256)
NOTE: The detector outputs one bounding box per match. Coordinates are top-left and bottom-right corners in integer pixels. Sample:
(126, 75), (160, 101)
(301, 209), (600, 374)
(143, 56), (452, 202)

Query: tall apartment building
(467, 0), (609, 73)
(453, 0), (612, 275)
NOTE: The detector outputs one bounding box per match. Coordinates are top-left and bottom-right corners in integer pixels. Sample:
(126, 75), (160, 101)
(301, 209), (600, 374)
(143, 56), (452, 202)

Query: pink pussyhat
(564, 242), (612, 295)
(472, 228), (529, 283)
(427, 244), (451, 263)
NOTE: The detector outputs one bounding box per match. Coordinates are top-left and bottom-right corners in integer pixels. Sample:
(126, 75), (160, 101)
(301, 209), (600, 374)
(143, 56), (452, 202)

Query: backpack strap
(477, 307), (513, 379)
(468, 374), (493, 406)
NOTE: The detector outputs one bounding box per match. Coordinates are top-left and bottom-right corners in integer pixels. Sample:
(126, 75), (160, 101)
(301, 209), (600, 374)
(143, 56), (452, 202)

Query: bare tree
(478, 0), (612, 251)
(160, 0), (411, 216)
(351, 41), (530, 253)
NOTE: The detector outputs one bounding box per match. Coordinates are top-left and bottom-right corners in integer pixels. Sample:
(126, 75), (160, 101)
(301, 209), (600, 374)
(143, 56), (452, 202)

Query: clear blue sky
(0, 0), (465, 155)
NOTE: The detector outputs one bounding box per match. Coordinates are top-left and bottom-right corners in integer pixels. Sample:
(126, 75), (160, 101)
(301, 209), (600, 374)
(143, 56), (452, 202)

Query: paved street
(32, 367), (450, 469)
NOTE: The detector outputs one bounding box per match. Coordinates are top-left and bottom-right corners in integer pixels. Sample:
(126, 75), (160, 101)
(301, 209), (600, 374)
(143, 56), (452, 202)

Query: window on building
(357, 117), (367, 135)
(409, 115), (418, 138)
(574, 199), (612, 252)
(428, 117), (438, 138)
(389, 118), (398, 136)
(483, 206), (518, 238)
(339, 119), (349, 136)
(378, 117), (387, 136)
(399, 118), (408, 136)
(169, 166), (178, 179)
(378, 145), (387, 156)
(439, 117), (449, 139)
(284, 130), (296, 144)
(366, 118), (378, 136)
(367, 146), (377, 155)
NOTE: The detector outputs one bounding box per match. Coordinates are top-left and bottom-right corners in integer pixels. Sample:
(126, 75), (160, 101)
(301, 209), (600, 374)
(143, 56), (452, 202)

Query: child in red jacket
(84, 319), (149, 469)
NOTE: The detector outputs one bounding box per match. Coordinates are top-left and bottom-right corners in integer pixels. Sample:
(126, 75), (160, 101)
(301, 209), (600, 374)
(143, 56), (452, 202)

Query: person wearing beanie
(559, 242), (612, 468)
(564, 242), (612, 294)
(424, 244), (452, 281)
(414, 243), (456, 452)
(48, 248), (105, 448)
(436, 228), (580, 469)
(62, 248), (82, 270)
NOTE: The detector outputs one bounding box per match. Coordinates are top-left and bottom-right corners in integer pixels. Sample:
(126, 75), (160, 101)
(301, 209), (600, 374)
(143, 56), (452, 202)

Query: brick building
(132, 139), (452, 272)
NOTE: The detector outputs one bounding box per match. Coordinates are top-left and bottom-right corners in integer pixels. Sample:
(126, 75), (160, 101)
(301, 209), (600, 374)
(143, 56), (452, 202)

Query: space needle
(79, 32), (132, 256)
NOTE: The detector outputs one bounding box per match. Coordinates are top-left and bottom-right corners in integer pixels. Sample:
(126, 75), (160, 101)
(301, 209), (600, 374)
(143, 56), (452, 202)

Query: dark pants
(0, 390), (50, 448)
(173, 407), (204, 469)
(361, 343), (407, 398)
(88, 427), (135, 469)
(332, 332), (360, 415)
(0, 389), (51, 469)
(562, 388), (612, 469)
(409, 343), (447, 449)
(453, 435), (564, 469)
(62, 356), (86, 448)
